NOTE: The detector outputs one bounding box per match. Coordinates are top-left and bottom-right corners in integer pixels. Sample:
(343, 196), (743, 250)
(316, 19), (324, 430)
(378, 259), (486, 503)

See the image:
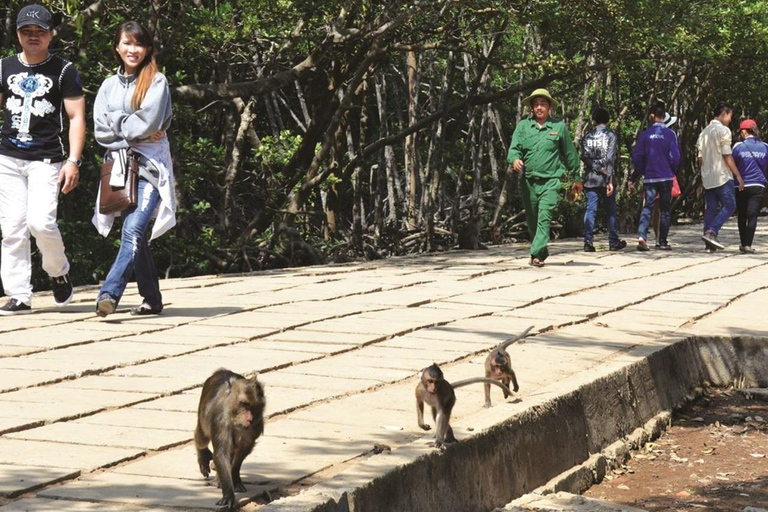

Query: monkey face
(423, 376), (438, 394)
(421, 364), (444, 394)
(490, 364), (506, 377)
(491, 352), (509, 370)
(231, 380), (265, 429)
(239, 402), (254, 426)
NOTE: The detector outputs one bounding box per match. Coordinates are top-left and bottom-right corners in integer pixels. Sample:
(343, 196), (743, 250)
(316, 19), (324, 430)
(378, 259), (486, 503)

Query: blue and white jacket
(732, 136), (768, 188)
(630, 122), (680, 183)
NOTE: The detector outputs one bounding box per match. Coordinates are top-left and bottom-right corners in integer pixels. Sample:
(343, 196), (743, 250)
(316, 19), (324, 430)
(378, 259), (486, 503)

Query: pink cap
(740, 119), (757, 130)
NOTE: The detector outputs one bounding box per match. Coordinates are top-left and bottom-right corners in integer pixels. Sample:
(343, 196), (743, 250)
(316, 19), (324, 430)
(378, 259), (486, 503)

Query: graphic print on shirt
(585, 133), (608, 151)
(6, 72), (55, 144)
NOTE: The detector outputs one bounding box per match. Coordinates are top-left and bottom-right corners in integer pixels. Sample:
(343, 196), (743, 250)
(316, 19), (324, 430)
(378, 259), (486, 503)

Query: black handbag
(99, 150), (139, 215)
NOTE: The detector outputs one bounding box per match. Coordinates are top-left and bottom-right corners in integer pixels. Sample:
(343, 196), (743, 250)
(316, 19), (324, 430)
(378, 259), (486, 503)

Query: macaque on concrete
(483, 325), (533, 407)
(415, 363), (511, 448)
(195, 369), (265, 511)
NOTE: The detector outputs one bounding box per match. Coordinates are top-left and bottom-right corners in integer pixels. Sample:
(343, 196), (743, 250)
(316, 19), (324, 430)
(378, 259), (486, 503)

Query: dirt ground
(584, 387), (768, 512)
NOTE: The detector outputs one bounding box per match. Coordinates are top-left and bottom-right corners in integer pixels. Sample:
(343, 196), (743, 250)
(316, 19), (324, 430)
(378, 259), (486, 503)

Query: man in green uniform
(507, 88), (580, 267)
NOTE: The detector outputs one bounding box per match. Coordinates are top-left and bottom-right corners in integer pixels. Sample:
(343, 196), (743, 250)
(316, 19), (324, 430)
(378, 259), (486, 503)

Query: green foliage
(6, 0), (768, 295)
(254, 131), (302, 168)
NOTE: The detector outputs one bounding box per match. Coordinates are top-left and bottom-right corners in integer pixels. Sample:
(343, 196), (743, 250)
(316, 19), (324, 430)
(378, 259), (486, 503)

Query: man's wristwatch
(66, 157), (82, 168)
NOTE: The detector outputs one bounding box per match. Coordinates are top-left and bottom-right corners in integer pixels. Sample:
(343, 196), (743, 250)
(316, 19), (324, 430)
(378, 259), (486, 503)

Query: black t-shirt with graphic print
(0, 54), (83, 162)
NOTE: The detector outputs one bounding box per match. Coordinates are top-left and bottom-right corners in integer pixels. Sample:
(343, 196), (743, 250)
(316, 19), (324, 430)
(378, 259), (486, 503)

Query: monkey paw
(197, 449), (213, 478)
(234, 482), (247, 493)
(483, 402), (491, 409)
(418, 424), (432, 431)
(429, 441), (448, 451)
(215, 496), (237, 511)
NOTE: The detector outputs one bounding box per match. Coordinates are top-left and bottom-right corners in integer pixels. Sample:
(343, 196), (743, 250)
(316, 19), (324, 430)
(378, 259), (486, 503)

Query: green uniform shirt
(507, 117), (579, 180)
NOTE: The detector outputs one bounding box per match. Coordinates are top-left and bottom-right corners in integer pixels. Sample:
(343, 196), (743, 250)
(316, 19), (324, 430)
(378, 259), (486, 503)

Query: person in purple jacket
(629, 102), (681, 251)
(732, 118), (768, 253)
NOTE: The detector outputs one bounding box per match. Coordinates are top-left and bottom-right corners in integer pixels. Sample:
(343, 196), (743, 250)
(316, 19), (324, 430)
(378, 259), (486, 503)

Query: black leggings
(736, 186), (765, 247)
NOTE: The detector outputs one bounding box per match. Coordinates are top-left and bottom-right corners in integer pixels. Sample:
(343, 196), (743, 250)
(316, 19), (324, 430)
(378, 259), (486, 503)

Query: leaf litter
(583, 386), (768, 511)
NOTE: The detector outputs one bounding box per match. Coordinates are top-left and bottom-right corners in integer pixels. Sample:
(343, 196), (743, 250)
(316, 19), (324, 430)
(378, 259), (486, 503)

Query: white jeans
(0, 155), (70, 304)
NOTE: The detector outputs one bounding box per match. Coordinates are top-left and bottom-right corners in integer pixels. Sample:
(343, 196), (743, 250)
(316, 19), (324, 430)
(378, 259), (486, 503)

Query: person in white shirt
(696, 102), (744, 251)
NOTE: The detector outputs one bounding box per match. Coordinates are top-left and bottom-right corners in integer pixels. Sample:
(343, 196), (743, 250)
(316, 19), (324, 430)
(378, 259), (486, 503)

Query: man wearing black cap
(0, 4), (85, 315)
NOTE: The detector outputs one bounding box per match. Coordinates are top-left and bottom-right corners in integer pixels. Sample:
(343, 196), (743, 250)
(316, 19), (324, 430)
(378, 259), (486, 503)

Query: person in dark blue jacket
(732, 118), (768, 253)
(629, 102), (681, 251)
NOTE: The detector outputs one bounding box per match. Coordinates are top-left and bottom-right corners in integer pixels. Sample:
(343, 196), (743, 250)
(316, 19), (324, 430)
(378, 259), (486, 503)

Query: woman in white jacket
(92, 20), (176, 317)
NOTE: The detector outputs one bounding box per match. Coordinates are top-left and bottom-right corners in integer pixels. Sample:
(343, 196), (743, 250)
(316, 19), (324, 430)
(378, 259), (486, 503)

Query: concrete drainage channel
(257, 336), (768, 512)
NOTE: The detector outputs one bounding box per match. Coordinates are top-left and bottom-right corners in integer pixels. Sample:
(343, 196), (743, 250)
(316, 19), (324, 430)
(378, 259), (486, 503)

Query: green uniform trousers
(521, 176), (561, 261)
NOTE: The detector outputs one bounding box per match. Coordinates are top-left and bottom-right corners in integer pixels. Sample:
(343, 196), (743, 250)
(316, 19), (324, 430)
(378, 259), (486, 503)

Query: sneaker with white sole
(95, 293), (117, 318)
(51, 274), (73, 306)
(702, 231), (725, 250)
(0, 298), (32, 315)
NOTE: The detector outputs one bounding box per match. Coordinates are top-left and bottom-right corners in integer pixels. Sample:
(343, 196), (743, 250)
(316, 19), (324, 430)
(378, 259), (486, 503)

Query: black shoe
(584, 243), (596, 252)
(96, 293), (117, 318)
(702, 231), (725, 250)
(637, 239), (650, 252)
(0, 298), (32, 315)
(609, 240), (627, 251)
(130, 303), (162, 316)
(657, 244), (672, 250)
(51, 274), (73, 306)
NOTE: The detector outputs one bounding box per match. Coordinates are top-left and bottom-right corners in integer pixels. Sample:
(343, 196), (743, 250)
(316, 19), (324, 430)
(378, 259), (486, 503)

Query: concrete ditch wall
(264, 336), (768, 512)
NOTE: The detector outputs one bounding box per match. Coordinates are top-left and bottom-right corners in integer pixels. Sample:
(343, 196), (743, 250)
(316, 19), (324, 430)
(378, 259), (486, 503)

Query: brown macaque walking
(415, 363), (511, 448)
(195, 369), (266, 511)
(483, 325), (533, 407)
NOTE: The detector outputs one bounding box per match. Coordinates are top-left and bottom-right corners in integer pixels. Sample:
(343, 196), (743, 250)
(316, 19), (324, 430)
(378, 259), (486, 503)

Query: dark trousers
(736, 185), (765, 248)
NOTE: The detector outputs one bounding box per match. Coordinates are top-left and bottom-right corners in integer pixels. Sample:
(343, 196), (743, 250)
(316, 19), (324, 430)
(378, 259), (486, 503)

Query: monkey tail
(451, 377), (512, 395)
(497, 325), (535, 350)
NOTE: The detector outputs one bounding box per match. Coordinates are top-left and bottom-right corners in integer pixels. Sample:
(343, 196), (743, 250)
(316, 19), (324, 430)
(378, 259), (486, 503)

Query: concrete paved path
(0, 219), (766, 511)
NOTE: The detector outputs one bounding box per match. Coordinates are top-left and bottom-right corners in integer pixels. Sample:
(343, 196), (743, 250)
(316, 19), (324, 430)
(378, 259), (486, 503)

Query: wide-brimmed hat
(522, 88), (558, 109)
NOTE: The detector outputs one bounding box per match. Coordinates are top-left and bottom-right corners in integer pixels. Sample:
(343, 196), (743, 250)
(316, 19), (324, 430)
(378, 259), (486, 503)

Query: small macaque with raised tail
(415, 363), (511, 448)
(484, 325), (533, 407)
(195, 369), (265, 511)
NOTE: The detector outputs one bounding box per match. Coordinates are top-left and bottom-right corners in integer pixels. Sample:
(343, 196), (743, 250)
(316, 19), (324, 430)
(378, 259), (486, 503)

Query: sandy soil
(584, 387), (768, 511)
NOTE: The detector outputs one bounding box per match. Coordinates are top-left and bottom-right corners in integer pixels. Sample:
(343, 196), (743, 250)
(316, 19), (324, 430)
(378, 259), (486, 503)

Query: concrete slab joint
(261, 335), (768, 512)
(2, 222), (768, 512)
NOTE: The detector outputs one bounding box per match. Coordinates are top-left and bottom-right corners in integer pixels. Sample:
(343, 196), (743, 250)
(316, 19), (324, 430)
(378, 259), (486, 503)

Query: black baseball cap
(16, 4), (53, 31)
